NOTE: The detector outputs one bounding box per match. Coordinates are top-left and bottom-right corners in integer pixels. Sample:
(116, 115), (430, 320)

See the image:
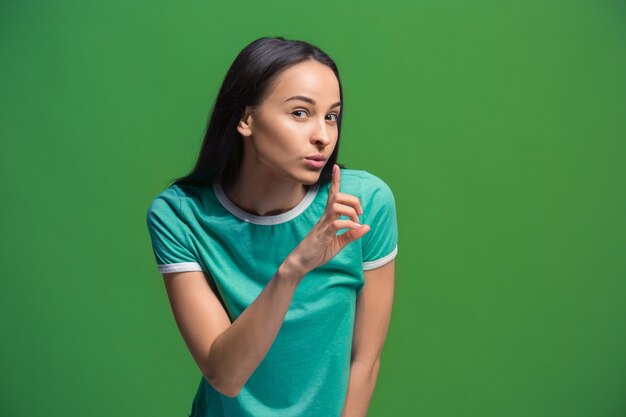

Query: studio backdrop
(1, 1), (625, 416)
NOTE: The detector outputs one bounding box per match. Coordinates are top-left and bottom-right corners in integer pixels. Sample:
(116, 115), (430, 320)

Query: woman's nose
(311, 121), (332, 145)
(311, 135), (330, 147)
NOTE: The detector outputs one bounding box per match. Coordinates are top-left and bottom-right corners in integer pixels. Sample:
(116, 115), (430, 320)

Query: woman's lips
(304, 158), (325, 169)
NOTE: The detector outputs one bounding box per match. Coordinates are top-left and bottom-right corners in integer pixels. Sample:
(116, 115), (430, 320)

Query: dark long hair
(170, 36), (346, 189)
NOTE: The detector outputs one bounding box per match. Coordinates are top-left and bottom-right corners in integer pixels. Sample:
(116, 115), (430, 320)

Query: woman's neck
(222, 173), (310, 217)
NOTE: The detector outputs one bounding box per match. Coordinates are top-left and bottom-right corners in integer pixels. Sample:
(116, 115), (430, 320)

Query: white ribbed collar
(212, 181), (320, 225)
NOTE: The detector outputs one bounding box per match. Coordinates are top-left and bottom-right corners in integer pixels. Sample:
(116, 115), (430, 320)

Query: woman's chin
(297, 169), (322, 185)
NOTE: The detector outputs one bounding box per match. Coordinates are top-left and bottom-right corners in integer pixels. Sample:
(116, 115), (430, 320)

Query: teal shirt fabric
(146, 168), (399, 417)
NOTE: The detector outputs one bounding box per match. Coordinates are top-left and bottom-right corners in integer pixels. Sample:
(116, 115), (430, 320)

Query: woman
(146, 36), (399, 417)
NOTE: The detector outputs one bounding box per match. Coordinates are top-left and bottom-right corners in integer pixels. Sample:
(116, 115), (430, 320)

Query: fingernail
(354, 223), (362, 228)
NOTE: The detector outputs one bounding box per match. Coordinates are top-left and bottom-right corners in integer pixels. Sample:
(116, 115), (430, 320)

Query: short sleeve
(146, 190), (203, 274)
(360, 176), (399, 270)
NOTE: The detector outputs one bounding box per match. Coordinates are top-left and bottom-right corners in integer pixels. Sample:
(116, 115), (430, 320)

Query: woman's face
(237, 60), (341, 185)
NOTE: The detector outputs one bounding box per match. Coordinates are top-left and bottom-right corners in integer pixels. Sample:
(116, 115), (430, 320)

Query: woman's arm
(162, 256), (306, 398)
(341, 259), (395, 417)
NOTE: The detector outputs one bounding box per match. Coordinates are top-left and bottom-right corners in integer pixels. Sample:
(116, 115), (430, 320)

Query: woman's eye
(291, 110), (338, 122)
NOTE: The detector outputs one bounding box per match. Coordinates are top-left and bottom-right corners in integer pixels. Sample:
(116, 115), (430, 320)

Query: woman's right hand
(288, 164), (371, 275)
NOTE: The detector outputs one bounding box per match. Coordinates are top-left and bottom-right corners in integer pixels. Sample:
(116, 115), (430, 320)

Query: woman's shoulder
(146, 185), (184, 220)
(339, 167), (393, 194)
(147, 183), (204, 217)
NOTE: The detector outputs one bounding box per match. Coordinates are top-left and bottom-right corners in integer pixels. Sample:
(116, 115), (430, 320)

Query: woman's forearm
(341, 360), (380, 417)
(205, 257), (306, 397)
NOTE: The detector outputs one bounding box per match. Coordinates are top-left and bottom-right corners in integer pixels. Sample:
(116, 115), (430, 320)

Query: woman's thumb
(337, 224), (371, 248)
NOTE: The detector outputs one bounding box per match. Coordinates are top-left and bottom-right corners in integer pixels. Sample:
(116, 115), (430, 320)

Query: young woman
(146, 36), (399, 417)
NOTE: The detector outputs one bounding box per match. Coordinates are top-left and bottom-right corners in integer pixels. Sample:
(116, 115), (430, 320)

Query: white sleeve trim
(157, 262), (203, 273)
(362, 244), (398, 270)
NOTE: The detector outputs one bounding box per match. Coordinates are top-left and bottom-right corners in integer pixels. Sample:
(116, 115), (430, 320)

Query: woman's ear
(237, 106), (254, 137)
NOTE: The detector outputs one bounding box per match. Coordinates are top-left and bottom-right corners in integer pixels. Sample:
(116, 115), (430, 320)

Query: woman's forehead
(268, 62), (340, 105)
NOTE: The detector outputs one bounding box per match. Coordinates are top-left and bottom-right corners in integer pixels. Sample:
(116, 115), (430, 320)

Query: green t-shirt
(146, 168), (398, 417)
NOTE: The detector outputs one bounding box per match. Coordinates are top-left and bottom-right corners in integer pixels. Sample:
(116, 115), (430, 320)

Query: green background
(1, 1), (625, 416)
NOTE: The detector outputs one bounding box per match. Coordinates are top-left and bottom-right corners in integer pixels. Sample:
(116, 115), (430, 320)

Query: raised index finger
(327, 164), (340, 203)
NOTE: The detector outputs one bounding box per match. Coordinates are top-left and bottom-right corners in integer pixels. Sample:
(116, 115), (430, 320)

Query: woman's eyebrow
(283, 95), (341, 109)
